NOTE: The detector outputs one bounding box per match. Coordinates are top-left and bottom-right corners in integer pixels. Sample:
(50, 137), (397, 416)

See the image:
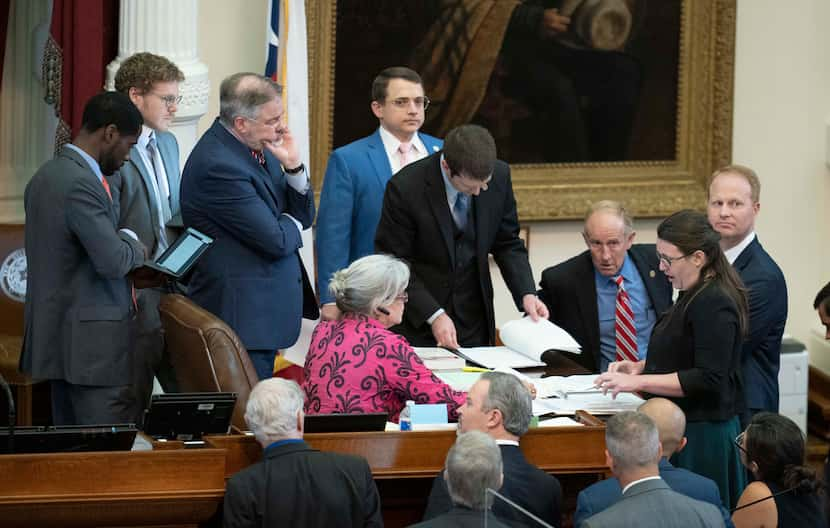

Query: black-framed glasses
(734, 431), (748, 455)
(656, 251), (690, 267)
(152, 92), (183, 107)
(389, 96), (430, 110)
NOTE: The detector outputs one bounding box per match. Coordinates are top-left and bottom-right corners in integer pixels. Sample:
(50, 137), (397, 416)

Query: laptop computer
(0, 424), (138, 454)
(304, 412), (388, 434)
(142, 392), (236, 441)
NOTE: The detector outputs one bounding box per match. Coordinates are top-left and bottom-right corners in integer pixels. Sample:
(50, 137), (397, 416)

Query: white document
(537, 417), (584, 427)
(532, 391), (644, 416)
(454, 318), (581, 369)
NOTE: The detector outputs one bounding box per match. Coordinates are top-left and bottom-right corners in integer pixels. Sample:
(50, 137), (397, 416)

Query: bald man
(575, 398), (733, 527)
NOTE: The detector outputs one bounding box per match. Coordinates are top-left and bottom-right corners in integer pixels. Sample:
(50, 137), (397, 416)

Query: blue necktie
(453, 193), (469, 230)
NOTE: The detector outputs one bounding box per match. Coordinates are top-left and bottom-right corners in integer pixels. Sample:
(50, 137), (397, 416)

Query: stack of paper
(414, 347), (466, 371)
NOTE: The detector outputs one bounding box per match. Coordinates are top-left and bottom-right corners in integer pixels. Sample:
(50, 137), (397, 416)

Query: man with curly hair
(112, 52), (185, 422)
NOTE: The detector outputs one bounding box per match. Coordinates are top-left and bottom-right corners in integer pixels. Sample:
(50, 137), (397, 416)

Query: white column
(104, 0), (209, 167)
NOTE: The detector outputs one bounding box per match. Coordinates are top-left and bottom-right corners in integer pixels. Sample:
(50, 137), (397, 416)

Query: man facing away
(707, 165), (787, 423)
(575, 397), (733, 527)
(423, 371), (562, 527)
(315, 66), (442, 321)
(223, 378), (382, 527)
(538, 200), (672, 372)
(181, 73), (318, 380)
(409, 431), (510, 528)
(580, 411), (725, 528)
(112, 52), (185, 420)
(21, 91), (147, 425)
(375, 124), (548, 349)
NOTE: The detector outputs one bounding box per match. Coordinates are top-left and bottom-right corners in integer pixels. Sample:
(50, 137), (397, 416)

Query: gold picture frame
(307, 0), (736, 221)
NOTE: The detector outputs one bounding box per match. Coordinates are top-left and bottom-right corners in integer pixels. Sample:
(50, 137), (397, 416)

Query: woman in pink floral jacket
(303, 255), (466, 422)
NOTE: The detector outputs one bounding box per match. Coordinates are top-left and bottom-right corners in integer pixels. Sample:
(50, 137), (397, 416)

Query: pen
(462, 367), (490, 373)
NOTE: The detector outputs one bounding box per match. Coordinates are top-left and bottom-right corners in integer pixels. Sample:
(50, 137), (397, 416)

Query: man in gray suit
(112, 52), (185, 421)
(21, 91), (147, 425)
(580, 411), (725, 528)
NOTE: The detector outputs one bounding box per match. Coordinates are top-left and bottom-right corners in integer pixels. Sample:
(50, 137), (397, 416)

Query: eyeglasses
(734, 432), (748, 456)
(656, 251), (690, 267)
(395, 292), (409, 303)
(242, 115), (286, 130)
(151, 92), (183, 107)
(388, 96), (430, 110)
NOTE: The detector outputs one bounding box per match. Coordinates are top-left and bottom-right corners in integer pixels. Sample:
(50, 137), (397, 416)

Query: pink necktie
(398, 142), (412, 168)
(614, 275), (638, 362)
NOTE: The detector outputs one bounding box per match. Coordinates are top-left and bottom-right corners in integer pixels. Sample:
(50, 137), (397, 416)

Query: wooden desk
(207, 411), (608, 527)
(0, 448), (227, 527)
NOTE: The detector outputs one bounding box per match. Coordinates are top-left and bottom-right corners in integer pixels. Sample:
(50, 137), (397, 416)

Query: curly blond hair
(114, 52), (184, 94)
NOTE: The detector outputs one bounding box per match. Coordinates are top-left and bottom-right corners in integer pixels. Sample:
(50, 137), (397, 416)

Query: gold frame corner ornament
(307, 0), (736, 221)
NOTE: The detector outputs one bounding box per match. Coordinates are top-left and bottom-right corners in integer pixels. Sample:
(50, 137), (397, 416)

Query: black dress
(767, 480), (827, 527)
(643, 280), (746, 509)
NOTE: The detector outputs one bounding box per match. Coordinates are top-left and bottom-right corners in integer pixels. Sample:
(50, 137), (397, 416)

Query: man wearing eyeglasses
(181, 73), (317, 380)
(538, 201), (672, 372)
(316, 67), (442, 321)
(112, 52), (185, 422)
(375, 124), (547, 349)
(707, 165), (787, 425)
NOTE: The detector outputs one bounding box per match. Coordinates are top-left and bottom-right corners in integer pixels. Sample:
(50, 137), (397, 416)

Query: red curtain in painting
(44, 0), (118, 146)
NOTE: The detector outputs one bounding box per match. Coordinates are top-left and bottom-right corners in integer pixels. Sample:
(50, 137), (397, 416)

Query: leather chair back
(158, 293), (258, 430)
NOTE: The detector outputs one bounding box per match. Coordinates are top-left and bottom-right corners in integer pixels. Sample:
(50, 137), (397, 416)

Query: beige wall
(198, 0), (830, 365)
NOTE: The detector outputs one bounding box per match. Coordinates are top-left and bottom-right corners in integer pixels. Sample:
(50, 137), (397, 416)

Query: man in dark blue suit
(315, 67), (442, 321)
(707, 165), (787, 424)
(575, 398), (733, 527)
(181, 73), (317, 379)
(423, 372), (562, 527)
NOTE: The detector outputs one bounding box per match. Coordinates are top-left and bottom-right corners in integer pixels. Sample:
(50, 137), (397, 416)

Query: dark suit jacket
(538, 244), (672, 372)
(180, 119), (317, 351)
(21, 146), (146, 386)
(110, 130), (181, 255)
(733, 236), (787, 413)
(423, 443), (562, 527)
(580, 478), (724, 528)
(375, 153), (535, 346)
(222, 440), (382, 528)
(316, 129), (442, 303)
(409, 506), (511, 528)
(574, 458), (733, 527)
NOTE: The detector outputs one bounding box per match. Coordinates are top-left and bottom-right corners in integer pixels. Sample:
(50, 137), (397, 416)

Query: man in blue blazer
(575, 398), (733, 527)
(181, 73), (317, 380)
(315, 67), (442, 321)
(111, 52), (185, 421)
(707, 165), (787, 424)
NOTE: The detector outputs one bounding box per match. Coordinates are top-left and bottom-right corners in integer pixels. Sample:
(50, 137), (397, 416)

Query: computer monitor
(0, 424), (138, 454)
(142, 392), (236, 441)
(304, 412), (388, 433)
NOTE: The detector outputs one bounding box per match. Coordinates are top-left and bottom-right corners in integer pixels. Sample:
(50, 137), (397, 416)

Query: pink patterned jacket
(302, 314), (466, 423)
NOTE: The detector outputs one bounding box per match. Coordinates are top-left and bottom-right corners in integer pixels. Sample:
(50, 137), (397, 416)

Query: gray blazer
(580, 478), (725, 528)
(21, 146), (146, 386)
(110, 130), (181, 255)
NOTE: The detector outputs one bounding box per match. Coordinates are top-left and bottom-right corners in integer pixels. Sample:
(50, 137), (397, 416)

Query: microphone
(0, 371), (15, 453)
(730, 482), (807, 512)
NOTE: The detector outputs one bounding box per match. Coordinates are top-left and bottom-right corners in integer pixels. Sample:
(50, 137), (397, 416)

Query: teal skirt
(670, 416), (747, 510)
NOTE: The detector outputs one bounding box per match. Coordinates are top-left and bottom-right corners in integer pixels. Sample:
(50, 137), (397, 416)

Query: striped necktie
(614, 275), (638, 362)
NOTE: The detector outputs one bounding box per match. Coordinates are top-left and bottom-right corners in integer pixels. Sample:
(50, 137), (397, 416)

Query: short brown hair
(708, 164), (761, 203)
(443, 124), (496, 181)
(371, 67), (422, 102)
(114, 52), (184, 95)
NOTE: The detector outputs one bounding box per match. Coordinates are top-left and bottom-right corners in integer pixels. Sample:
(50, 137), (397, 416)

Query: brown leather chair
(158, 293), (259, 430)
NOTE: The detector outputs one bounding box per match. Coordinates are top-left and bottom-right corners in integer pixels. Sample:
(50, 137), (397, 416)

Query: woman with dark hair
(733, 413), (826, 527)
(595, 209), (748, 508)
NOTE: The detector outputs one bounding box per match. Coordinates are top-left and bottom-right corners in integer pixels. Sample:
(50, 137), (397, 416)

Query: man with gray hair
(538, 200), (672, 372)
(575, 398), (732, 527)
(223, 378), (382, 527)
(422, 371), (561, 526)
(580, 411), (724, 528)
(181, 72), (318, 380)
(409, 431), (510, 528)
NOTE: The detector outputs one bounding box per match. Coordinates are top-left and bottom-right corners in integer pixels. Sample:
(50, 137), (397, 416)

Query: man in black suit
(223, 378), (382, 528)
(375, 124), (547, 349)
(707, 165), (787, 424)
(422, 372), (562, 527)
(538, 201), (672, 372)
(409, 431), (510, 528)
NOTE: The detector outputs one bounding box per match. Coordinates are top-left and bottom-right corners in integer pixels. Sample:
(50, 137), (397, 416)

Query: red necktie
(614, 275), (638, 362)
(251, 149), (266, 166)
(101, 176), (112, 201)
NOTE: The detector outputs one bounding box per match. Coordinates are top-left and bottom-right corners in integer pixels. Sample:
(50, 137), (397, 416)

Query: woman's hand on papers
(607, 359), (645, 375)
(431, 313), (460, 350)
(522, 294), (549, 321)
(521, 380), (538, 400)
(593, 371), (641, 398)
